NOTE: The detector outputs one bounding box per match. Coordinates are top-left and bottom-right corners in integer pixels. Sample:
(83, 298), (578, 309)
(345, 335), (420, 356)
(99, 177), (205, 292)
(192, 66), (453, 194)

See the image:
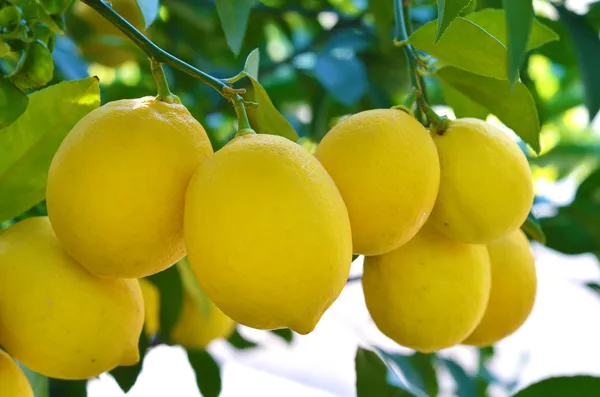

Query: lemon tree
(1, 0), (600, 396)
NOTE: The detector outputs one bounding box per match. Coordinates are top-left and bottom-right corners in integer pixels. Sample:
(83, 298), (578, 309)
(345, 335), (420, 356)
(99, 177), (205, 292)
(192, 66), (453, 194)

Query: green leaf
(369, 0), (394, 49)
(187, 350), (222, 397)
(521, 211), (546, 244)
(0, 77), (100, 223)
(409, 18), (508, 79)
(147, 265), (183, 342)
(355, 348), (416, 397)
(586, 282), (600, 295)
(215, 0), (254, 56)
(440, 80), (488, 119)
(556, 6), (600, 120)
(110, 332), (150, 393)
(437, 67), (540, 152)
(436, 0), (472, 42)
(503, 0), (533, 83)
(270, 328), (294, 343)
(136, 0), (160, 29)
(49, 378), (88, 397)
(530, 143), (600, 179)
(20, 365), (49, 397)
(12, 41), (55, 90)
(315, 53), (368, 106)
(575, 167), (600, 203)
(243, 48), (259, 80)
(439, 359), (475, 397)
(465, 9), (558, 52)
(513, 376), (600, 397)
(177, 258), (211, 318)
(0, 78), (28, 129)
(378, 350), (437, 397)
(227, 328), (258, 350)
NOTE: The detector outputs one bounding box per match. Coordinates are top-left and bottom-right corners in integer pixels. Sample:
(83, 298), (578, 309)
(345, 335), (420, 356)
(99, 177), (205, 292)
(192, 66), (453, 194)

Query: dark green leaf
(575, 167), (600, 203)
(586, 1), (600, 31)
(227, 328), (258, 350)
(530, 143), (600, 179)
(270, 328), (294, 343)
(521, 211), (546, 244)
(110, 332), (150, 393)
(369, 0), (394, 49)
(20, 365), (49, 397)
(409, 18), (508, 79)
(136, 0), (160, 29)
(0, 77), (100, 222)
(540, 210), (598, 255)
(513, 376), (600, 397)
(586, 282), (600, 295)
(0, 78), (28, 129)
(439, 359), (475, 397)
(355, 348), (416, 397)
(437, 67), (540, 152)
(378, 350), (437, 397)
(556, 6), (600, 120)
(436, 0), (472, 42)
(314, 53), (368, 106)
(187, 349), (222, 397)
(243, 48), (259, 80)
(503, 0), (533, 83)
(49, 378), (88, 397)
(147, 265), (183, 342)
(440, 80), (488, 119)
(215, 0), (254, 56)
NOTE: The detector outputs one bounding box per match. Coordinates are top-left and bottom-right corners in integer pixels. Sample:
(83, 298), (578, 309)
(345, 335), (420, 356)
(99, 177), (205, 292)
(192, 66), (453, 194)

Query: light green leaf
(215, 0), (254, 56)
(513, 376), (600, 397)
(465, 9), (558, 51)
(187, 350), (222, 397)
(436, 0), (472, 42)
(437, 67), (540, 152)
(409, 18), (508, 79)
(243, 48), (259, 80)
(440, 81), (488, 119)
(522, 211), (546, 244)
(136, 0), (160, 29)
(0, 78), (28, 129)
(0, 77), (100, 222)
(177, 258), (211, 318)
(503, 0), (534, 83)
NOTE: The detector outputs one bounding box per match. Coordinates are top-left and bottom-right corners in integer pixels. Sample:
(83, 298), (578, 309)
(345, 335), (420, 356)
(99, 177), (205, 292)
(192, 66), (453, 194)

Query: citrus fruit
(47, 96), (213, 279)
(139, 279), (160, 338)
(363, 224), (491, 352)
(0, 349), (33, 397)
(463, 229), (537, 346)
(0, 217), (144, 379)
(429, 118), (534, 244)
(315, 109), (440, 256)
(185, 133), (352, 335)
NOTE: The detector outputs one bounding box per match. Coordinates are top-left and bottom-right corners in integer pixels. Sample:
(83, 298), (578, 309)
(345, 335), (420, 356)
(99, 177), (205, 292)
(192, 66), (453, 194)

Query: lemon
(0, 350), (33, 397)
(429, 118), (534, 244)
(363, 225), (490, 352)
(139, 279), (160, 338)
(185, 134), (352, 335)
(0, 217), (144, 380)
(171, 294), (235, 349)
(47, 96), (213, 279)
(316, 109), (440, 256)
(463, 229), (537, 346)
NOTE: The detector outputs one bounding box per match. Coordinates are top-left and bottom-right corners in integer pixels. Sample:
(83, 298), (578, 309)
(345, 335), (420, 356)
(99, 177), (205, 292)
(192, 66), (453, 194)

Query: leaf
(513, 376), (600, 397)
(110, 332), (150, 393)
(440, 80), (488, 119)
(20, 365), (49, 397)
(436, 0), (472, 42)
(270, 328), (293, 343)
(575, 167), (600, 203)
(215, 0), (254, 56)
(556, 6), (600, 120)
(135, 0), (160, 29)
(177, 258), (211, 318)
(0, 78), (28, 129)
(437, 67), (540, 152)
(503, 0), (533, 83)
(147, 265), (183, 342)
(540, 210), (598, 255)
(0, 77), (100, 222)
(187, 349), (222, 397)
(378, 350), (437, 397)
(439, 359), (475, 397)
(465, 9), (558, 52)
(521, 211), (546, 244)
(243, 48), (259, 80)
(227, 328), (258, 350)
(409, 18), (508, 79)
(48, 378), (88, 397)
(355, 348), (416, 397)
(529, 143), (600, 179)
(369, 0), (394, 48)
(314, 52), (368, 106)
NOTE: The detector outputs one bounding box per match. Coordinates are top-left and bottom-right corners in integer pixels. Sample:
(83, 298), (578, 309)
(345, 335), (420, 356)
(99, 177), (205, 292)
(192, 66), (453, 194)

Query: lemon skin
(0, 350), (34, 397)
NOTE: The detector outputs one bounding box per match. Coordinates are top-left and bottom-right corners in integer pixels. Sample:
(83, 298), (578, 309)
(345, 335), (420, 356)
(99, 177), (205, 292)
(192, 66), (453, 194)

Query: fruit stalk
(150, 60), (178, 103)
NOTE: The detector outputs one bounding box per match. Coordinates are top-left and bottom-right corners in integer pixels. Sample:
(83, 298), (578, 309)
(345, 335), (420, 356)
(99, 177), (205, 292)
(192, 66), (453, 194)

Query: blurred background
(9, 0), (600, 395)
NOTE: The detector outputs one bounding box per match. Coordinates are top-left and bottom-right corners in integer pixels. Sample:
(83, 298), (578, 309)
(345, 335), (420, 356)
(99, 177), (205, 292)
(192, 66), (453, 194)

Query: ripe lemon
(185, 134), (352, 335)
(0, 350), (33, 397)
(429, 118), (534, 244)
(315, 109), (440, 256)
(0, 217), (144, 380)
(463, 229), (537, 346)
(47, 96), (213, 279)
(171, 294), (235, 349)
(139, 279), (160, 338)
(363, 225), (490, 352)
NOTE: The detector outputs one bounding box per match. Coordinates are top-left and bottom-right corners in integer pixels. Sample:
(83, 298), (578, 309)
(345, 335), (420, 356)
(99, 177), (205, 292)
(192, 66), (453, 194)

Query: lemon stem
(233, 100), (256, 136)
(150, 60), (178, 104)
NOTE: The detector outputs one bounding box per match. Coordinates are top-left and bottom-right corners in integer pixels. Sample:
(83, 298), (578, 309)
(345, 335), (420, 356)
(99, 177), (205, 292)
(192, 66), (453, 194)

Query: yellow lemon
(429, 118), (534, 244)
(139, 279), (160, 338)
(463, 229), (537, 346)
(185, 133), (352, 335)
(315, 109), (440, 256)
(171, 294), (235, 349)
(0, 217), (144, 380)
(47, 97), (213, 279)
(363, 225), (491, 352)
(0, 350), (33, 397)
